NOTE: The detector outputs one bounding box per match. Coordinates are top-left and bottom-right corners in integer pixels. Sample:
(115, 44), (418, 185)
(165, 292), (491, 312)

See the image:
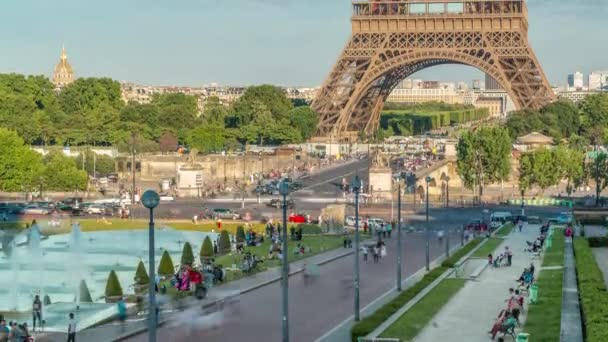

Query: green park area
(472, 237), (504, 258)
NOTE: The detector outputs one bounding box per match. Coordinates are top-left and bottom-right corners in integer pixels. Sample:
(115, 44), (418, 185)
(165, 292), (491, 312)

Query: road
(126, 222), (464, 342)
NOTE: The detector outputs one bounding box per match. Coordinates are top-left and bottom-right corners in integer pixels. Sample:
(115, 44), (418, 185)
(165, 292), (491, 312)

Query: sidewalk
(40, 242), (363, 342)
(414, 225), (539, 342)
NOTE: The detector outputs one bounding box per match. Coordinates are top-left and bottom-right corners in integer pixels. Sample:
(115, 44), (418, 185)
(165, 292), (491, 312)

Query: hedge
(351, 266), (448, 341)
(218, 230), (231, 254)
(236, 226), (246, 243)
(134, 260), (149, 285)
(441, 237), (483, 268)
(587, 236), (608, 247)
(105, 270), (123, 298)
(158, 250), (175, 276)
(180, 242), (194, 265)
(573, 238), (608, 342)
(200, 236), (214, 260)
(298, 224), (322, 235)
(79, 280), (93, 303)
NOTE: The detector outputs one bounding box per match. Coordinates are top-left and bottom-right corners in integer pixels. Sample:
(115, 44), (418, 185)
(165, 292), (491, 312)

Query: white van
(490, 212), (513, 228)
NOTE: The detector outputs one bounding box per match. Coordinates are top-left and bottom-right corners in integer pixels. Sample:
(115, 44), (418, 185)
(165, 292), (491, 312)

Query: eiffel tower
(312, 0), (555, 138)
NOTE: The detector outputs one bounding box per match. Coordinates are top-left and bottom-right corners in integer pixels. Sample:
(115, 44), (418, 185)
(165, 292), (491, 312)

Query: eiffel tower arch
(312, 0), (555, 138)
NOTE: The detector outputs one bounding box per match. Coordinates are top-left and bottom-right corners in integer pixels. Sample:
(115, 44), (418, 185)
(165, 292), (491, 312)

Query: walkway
(414, 225), (539, 342)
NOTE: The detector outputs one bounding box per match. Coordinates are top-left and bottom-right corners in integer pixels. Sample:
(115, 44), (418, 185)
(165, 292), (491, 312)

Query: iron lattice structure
(312, 0), (555, 138)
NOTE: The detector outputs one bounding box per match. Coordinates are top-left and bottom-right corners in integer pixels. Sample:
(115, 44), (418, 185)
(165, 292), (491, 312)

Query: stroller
(493, 253), (507, 267)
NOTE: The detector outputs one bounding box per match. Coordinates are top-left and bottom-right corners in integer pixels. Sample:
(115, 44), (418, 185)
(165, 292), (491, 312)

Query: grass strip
(573, 238), (608, 342)
(523, 269), (564, 341)
(472, 238), (504, 258)
(379, 279), (466, 340)
(542, 233), (565, 267)
(494, 223), (514, 237)
(441, 237), (483, 267)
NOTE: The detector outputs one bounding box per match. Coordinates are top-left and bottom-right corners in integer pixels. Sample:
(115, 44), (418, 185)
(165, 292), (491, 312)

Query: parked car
(23, 205), (50, 215)
(87, 204), (106, 215)
(367, 218), (385, 229)
(267, 199), (295, 209)
(345, 216), (357, 227)
(211, 208), (241, 220)
(527, 216), (542, 224)
(549, 212), (573, 225)
(160, 195), (175, 202)
(288, 213), (307, 223)
(467, 219), (488, 231)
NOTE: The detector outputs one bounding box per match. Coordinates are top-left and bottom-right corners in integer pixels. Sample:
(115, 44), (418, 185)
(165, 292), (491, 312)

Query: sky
(1, 0), (606, 87)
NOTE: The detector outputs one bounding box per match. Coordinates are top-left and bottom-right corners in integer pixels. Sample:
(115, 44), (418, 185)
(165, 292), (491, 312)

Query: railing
(352, 0), (525, 18)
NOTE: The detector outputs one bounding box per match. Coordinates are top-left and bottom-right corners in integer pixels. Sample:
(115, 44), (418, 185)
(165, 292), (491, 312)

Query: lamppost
(520, 189), (525, 216)
(445, 176), (450, 208)
(351, 175), (362, 321)
(397, 181), (403, 291)
(222, 151), (227, 188)
(425, 176), (431, 271)
(141, 190), (160, 342)
(278, 181), (290, 342)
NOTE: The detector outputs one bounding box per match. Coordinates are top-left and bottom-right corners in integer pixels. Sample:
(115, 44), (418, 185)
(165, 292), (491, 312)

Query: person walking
(67, 313), (76, 342)
(117, 297), (127, 332)
(505, 246), (513, 267)
(387, 222), (392, 238)
(518, 220), (523, 233)
(372, 245), (379, 264)
(32, 295), (42, 332)
(362, 245), (368, 262)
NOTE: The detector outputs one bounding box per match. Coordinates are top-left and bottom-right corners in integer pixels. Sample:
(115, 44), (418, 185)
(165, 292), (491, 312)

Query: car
(345, 216), (357, 227)
(288, 213), (307, 223)
(549, 212), (573, 225)
(22, 205), (50, 215)
(527, 216), (542, 224)
(267, 199), (295, 209)
(87, 204), (106, 215)
(160, 195), (175, 202)
(211, 208), (241, 220)
(367, 218), (385, 229)
(467, 219), (488, 231)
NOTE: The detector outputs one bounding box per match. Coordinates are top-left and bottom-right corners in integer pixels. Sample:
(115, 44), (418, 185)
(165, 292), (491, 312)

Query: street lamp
(520, 189), (525, 216)
(278, 181), (290, 342)
(396, 181), (403, 291)
(425, 176), (432, 271)
(445, 176), (450, 208)
(351, 175), (362, 321)
(141, 190), (160, 342)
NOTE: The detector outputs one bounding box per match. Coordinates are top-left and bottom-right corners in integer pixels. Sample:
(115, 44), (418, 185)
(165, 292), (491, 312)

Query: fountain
(68, 223), (86, 308)
(28, 223), (45, 318)
(9, 239), (19, 311)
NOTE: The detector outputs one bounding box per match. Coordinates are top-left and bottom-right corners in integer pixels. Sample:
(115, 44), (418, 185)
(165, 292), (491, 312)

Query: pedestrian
(343, 234), (348, 248)
(363, 221), (368, 234)
(380, 244), (387, 259)
(488, 253), (493, 265)
(381, 223), (387, 239)
(117, 297), (127, 332)
(67, 313), (76, 342)
(32, 295), (42, 332)
(518, 221), (523, 232)
(387, 222), (392, 238)
(373, 245), (379, 263)
(505, 246), (513, 266)
(362, 245), (368, 262)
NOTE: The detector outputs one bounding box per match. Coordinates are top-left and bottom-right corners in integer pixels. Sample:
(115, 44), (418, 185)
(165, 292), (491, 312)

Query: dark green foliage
(236, 226), (246, 243)
(134, 260), (149, 285)
(573, 238), (608, 342)
(298, 224), (322, 235)
(218, 230), (231, 254)
(350, 266), (448, 341)
(200, 236), (214, 259)
(587, 236), (608, 247)
(441, 238), (483, 268)
(79, 280), (93, 303)
(181, 242), (194, 266)
(157, 250), (175, 276)
(105, 270), (123, 297)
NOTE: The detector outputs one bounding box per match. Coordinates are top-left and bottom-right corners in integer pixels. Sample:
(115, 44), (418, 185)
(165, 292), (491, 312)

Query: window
(446, 3), (464, 14)
(428, 3), (445, 14)
(409, 3), (426, 15)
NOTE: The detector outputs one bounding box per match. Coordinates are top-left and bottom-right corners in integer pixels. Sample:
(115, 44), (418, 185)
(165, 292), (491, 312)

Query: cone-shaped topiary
(158, 250), (175, 276)
(181, 242), (194, 266)
(200, 236), (214, 261)
(79, 280), (93, 303)
(236, 226), (246, 243)
(105, 270), (123, 298)
(43, 294), (51, 306)
(134, 260), (149, 285)
(218, 230), (231, 254)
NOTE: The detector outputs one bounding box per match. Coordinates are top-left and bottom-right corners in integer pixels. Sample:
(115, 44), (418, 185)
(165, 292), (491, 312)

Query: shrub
(181, 242), (194, 265)
(105, 270), (123, 298)
(298, 224), (322, 235)
(441, 238), (483, 268)
(587, 236), (608, 247)
(78, 280), (93, 303)
(157, 250), (175, 276)
(134, 260), (149, 285)
(200, 236), (214, 260)
(218, 230), (231, 254)
(236, 226), (246, 243)
(351, 266), (448, 341)
(573, 237), (608, 342)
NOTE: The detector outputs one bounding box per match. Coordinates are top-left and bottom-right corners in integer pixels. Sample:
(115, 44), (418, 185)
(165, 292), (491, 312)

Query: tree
(134, 260), (149, 285)
(230, 85), (293, 125)
(153, 93), (199, 132)
(42, 152), (88, 191)
(554, 145), (585, 197)
(289, 106), (318, 141)
(181, 242), (194, 266)
(580, 93), (608, 140)
(200, 236), (214, 261)
(218, 230), (231, 254)
(105, 270), (123, 298)
(0, 128), (44, 192)
(159, 132), (178, 154)
(80, 150), (115, 176)
(187, 124), (226, 153)
(236, 226), (246, 243)
(589, 152), (608, 205)
(157, 250), (175, 276)
(79, 280), (93, 303)
(518, 153), (534, 198)
(203, 96), (228, 125)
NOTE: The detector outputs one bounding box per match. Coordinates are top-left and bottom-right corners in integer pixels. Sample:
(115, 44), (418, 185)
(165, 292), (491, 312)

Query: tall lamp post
(351, 176), (362, 321)
(141, 190), (160, 342)
(445, 176), (450, 208)
(520, 189), (525, 216)
(425, 176), (431, 271)
(278, 181), (290, 342)
(397, 181), (403, 291)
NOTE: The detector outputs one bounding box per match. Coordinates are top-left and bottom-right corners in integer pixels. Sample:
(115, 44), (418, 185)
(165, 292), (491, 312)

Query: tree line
(0, 73), (318, 154)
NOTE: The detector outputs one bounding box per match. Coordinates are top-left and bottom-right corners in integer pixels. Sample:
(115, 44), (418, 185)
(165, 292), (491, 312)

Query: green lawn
(472, 238), (504, 258)
(523, 269), (564, 341)
(380, 278), (466, 340)
(494, 223), (514, 237)
(542, 233), (565, 267)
